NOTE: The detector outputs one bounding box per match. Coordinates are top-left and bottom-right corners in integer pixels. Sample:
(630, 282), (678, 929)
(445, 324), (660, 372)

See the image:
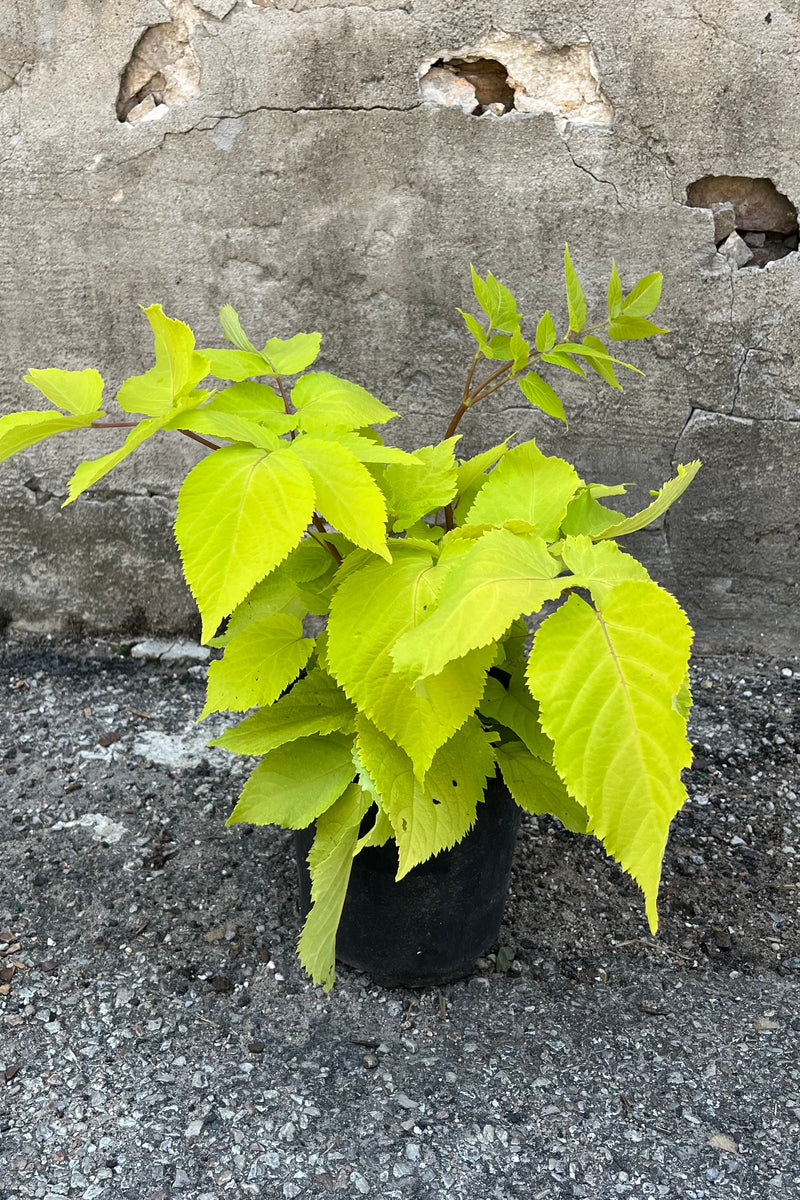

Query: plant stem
(311, 515), (342, 565)
(460, 350), (481, 407)
(274, 374), (296, 440)
(91, 421), (220, 452)
(469, 359), (513, 402)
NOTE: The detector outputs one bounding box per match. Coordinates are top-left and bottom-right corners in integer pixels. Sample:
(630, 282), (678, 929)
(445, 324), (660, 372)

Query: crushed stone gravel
(0, 632), (798, 1200)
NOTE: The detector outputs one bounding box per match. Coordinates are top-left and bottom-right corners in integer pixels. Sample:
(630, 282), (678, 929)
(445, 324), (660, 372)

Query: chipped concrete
(419, 33), (612, 130)
(117, 0), (203, 121)
(0, 1), (799, 652)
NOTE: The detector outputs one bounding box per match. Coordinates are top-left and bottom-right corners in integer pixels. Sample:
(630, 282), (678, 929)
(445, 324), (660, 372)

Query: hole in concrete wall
(420, 59), (515, 116)
(116, 1), (201, 123)
(686, 175), (798, 269)
(419, 34), (612, 127)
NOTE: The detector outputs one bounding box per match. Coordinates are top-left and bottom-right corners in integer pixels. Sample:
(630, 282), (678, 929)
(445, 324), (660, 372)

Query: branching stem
(311, 514), (342, 565)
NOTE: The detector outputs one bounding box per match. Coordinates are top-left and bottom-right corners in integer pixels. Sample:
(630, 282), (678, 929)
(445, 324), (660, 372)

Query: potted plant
(0, 250), (699, 991)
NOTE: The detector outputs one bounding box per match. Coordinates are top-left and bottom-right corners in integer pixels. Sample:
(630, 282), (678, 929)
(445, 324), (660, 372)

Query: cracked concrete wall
(0, 0), (798, 652)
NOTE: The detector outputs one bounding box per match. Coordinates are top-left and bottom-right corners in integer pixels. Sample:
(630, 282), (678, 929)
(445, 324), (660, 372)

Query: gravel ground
(0, 632), (798, 1200)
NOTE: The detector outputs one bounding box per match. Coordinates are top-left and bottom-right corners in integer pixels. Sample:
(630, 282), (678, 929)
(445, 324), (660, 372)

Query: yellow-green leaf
(517, 372), (567, 424)
(535, 310), (557, 353)
(210, 668), (356, 755)
(219, 304), (258, 352)
(262, 332), (321, 375)
(201, 348), (271, 382)
(622, 272), (663, 318)
(201, 613), (313, 717)
(564, 244), (587, 332)
(380, 439), (460, 532)
(327, 545), (494, 778)
(24, 367), (104, 415)
(495, 741), (588, 833)
(118, 305), (209, 416)
(607, 259), (623, 319)
(297, 782), (372, 991)
(64, 418), (162, 505)
(527, 582), (693, 931)
(392, 528), (570, 681)
(0, 411), (100, 465)
(594, 462), (701, 538)
(227, 732), (355, 829)
(292, 373), (397, 435)
(354, 716), (495, 879)
(290, 435), (390, 559)
(175, 444), (315, 642)
(466, 440), (580, 537)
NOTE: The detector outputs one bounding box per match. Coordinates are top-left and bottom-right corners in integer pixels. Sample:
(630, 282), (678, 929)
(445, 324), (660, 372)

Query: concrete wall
(1, 0), (798, 653)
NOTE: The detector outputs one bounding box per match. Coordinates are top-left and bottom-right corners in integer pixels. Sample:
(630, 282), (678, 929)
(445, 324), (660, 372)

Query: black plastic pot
(294, 773), (521, 988)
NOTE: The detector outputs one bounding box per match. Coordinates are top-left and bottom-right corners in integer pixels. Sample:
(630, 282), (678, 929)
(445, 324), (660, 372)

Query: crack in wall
(563, 138), (623, 209)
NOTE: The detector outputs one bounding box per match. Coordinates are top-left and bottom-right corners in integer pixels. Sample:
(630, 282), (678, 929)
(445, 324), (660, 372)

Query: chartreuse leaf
(297, 782), (372, 991)
(175, 444), (315, 642)
(581, 336), (622, 390)
(335, 433), (421, 466)
(608, 315), (668, 341)
(561, 534), (651, 603)
(453, 438), (513, 522)
(560, 484), (627, 538)
(392, 529), (570, 681)
(484, 333), (513, 361)
(495, 741), (588, 834)
(535, 311), (556, 353)
(210, 668), (356, 755)
(64, 418), (163, 505)
(380, 439), (459, 532)
(509, 326), (530, 371)
(486, 272), (520, 334)
(226, 731), (355, 828)
(355, 716), (495, 879)
(263, 333), (321, 375)
(470, 266), (520, 333)
(479, 674), (553, 760)
(164, 408), (285, 451)
(673, 670), (693, 722)
(292, 373), (397, 435)
(327, 544), (494, 777)
(608, 259), (623, 319)
(467, 441), (581, 537)
(219, 305), (257, 352)
(564, 244), (587, 333)
(457, 308), (488, 350)
(202, 382), (285, 418)
(211, 549), (316, 647)
(517, 373), (567, 424)
(202, 348), (272, 382)
(290, 436), (390, 559)
(24, 367), (104, 415)
(550, 342), (641, 375)
(118, 305), (209, 416)
(541, 350), (585, 379)
(216, 307), (322, 375)
(527, 582), (693, 931)
(622, 272), (663, 318)
(201, 613), (313, 718)
(594, 462), (701, 538)
(0, 411), (100, 465)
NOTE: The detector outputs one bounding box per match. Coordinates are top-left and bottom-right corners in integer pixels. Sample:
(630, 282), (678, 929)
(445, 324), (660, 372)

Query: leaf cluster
(1, 253), (698, 990)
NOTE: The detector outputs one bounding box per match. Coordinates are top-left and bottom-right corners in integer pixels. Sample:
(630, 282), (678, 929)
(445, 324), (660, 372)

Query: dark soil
(0, 633), (798, 1200)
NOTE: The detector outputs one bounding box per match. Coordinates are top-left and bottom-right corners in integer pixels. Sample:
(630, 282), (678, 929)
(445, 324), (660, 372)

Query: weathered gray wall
(1, 0), (798, 652)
